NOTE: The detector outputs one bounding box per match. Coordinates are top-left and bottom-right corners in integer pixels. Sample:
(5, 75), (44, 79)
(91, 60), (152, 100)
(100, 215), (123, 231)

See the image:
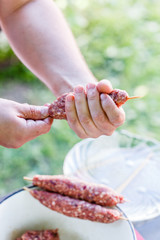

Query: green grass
(0, 0), (160, 195)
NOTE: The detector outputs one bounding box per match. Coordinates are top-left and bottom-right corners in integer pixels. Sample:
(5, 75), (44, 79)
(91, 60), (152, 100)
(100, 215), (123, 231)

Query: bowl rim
(63, 130), (160, 223)
(0, 186), (137, 240)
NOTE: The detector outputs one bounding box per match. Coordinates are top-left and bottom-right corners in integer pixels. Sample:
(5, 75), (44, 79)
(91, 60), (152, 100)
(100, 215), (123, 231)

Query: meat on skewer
(108, 89), (139, 107)
(48, 89), (139, 119)
(24, 175), (124, 207)
(24, 188), (123, 224)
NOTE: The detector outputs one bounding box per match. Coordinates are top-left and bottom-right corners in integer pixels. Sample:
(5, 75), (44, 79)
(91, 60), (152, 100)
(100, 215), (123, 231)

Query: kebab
(24, 175), (124, 207)
(24, 175), (126, 224)
(48, 89), (139, 119)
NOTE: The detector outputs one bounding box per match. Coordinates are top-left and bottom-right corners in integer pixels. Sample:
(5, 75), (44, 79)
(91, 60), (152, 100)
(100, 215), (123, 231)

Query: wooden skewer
(116, 153), (152, 194)
(23, 186), (31, 192)
(23, 176), (33, 181)
(119, 217), (128, 221)
(23, 179), (128, 222)
(127, 96), (141, 100)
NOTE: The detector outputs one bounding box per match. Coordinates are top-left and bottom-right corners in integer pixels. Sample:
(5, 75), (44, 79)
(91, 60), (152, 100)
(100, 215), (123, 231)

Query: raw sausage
(48, 93), (67, 119)
(29, 189), (122, 223)
(48, 89), (139, 119)
(16, 229), (60, 240)
(31, 175), (124, 207)
(108, 89), (138, 107)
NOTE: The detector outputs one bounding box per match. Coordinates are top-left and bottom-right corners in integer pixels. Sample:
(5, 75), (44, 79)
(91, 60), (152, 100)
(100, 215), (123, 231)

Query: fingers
(66, 86), (98, 138)
(86, 83), (116, 135)
(4, 116), (53, 149)
(66, 84), (116, 138)
(18, 103), (50, 120)
(23, 117), (53, 141)
(65, 91), (88, 139)
(96, 79), (113, 93)
(74, 86), (101, 138)
(100, 94), (125, 127)
(66, 81), (125, 139)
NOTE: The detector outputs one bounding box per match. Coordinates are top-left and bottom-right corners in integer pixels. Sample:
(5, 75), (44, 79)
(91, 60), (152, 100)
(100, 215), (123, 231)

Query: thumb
(22, 117), (54, 141)
(18, 103), (50, 120)
(97, 79), (113, 93)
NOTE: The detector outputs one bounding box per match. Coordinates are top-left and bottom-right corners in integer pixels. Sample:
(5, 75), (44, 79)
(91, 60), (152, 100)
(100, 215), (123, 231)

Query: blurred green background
(0, 0), (160, 196)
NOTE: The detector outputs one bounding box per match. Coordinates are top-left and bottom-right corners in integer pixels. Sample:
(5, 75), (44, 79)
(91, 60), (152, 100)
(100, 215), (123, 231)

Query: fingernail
(86, 83), (96, 90)
(44, 117), (53, 125)
(66, 94), (74, 102)
(41, 106), (49, 117)
(100, 94), (107, 100)
(74, 86), (84, 94)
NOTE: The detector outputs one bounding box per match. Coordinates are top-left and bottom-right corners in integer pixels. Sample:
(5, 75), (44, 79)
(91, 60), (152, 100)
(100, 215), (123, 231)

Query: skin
(0, 0), (125, 148)
(0, 98), (53, 148)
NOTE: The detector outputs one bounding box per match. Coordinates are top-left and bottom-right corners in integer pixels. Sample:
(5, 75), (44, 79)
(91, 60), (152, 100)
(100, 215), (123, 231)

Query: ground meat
(16, 229), (59, 240)
(108, 89), (128, 107)
(32, 175), (124, 207)
(48, 93), (67, 119)
(29, 189), (122, 224)
(48, 89), (130, 120)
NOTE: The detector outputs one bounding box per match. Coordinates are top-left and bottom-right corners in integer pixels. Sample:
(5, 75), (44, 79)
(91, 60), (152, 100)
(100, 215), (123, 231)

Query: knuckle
(79, 115), (91, 125)
(30, 106), (40, 118)
(65, 104), (73, 112)
(68, 117), (77, 126)
(74, 94), (83, 103)
(93, 112), (105, 123)
(87, 90), (97, 100)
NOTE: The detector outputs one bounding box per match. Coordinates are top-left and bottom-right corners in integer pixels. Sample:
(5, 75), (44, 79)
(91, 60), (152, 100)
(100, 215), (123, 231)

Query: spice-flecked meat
(48, 89), (134, 119)
(16, 229), (59, 240)
(108, 89), (128, 107)
(48, 93), (67, 119)
(30, 189), (122, 223)
(32, 175), (124, 207)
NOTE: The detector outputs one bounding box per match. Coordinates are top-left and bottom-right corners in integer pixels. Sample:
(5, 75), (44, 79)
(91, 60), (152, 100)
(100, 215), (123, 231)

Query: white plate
(0, 188), (136, 240)
(63, 130), (160, 222)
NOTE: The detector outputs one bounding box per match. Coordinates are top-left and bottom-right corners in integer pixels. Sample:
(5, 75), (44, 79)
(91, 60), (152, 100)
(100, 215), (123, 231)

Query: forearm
(0, 0), (97, 96)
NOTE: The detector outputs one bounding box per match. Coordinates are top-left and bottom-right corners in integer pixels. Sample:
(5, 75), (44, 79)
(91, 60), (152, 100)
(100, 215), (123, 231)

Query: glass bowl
(63, 130), (160, 223)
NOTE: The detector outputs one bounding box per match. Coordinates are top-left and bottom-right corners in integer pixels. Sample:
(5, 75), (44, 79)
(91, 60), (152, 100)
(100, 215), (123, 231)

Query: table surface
(0, 195), (160, 240)
(133, 215), (160, 240)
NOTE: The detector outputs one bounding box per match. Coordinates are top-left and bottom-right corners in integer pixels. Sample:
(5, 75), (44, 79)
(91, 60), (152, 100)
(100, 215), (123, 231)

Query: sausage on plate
(31, 175), (124, 207)
(29, 189), (122, 224)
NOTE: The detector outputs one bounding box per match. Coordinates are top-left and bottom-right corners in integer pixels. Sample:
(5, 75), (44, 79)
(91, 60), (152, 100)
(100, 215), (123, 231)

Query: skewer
(23, 186), (31, 192)
(119, 217), (128, 221)
(116, 153), (152, 194)
(23, 176), (33, 181)
(127, 96), (141, 100)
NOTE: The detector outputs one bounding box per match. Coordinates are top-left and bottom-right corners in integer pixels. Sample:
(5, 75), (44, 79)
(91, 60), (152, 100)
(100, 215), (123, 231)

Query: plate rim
(0, 187), (136, 240)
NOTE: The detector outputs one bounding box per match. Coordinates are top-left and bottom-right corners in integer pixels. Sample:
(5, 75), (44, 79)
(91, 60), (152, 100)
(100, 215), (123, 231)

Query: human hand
(65, 79), (125, 138)
(0, 98), (53, 148)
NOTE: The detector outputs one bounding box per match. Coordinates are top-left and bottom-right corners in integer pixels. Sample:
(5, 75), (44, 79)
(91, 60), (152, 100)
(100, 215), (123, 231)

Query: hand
(0, 98), (53, 148)
(65, 79), (125, 138)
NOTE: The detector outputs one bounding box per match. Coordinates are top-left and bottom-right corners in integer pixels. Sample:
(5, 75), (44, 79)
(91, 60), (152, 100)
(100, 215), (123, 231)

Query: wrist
(47, 71), (98, 97)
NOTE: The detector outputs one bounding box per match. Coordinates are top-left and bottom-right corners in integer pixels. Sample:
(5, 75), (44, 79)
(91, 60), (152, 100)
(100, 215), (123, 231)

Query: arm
(0, 0), (96, 95)
(0, 0), (125, 139)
